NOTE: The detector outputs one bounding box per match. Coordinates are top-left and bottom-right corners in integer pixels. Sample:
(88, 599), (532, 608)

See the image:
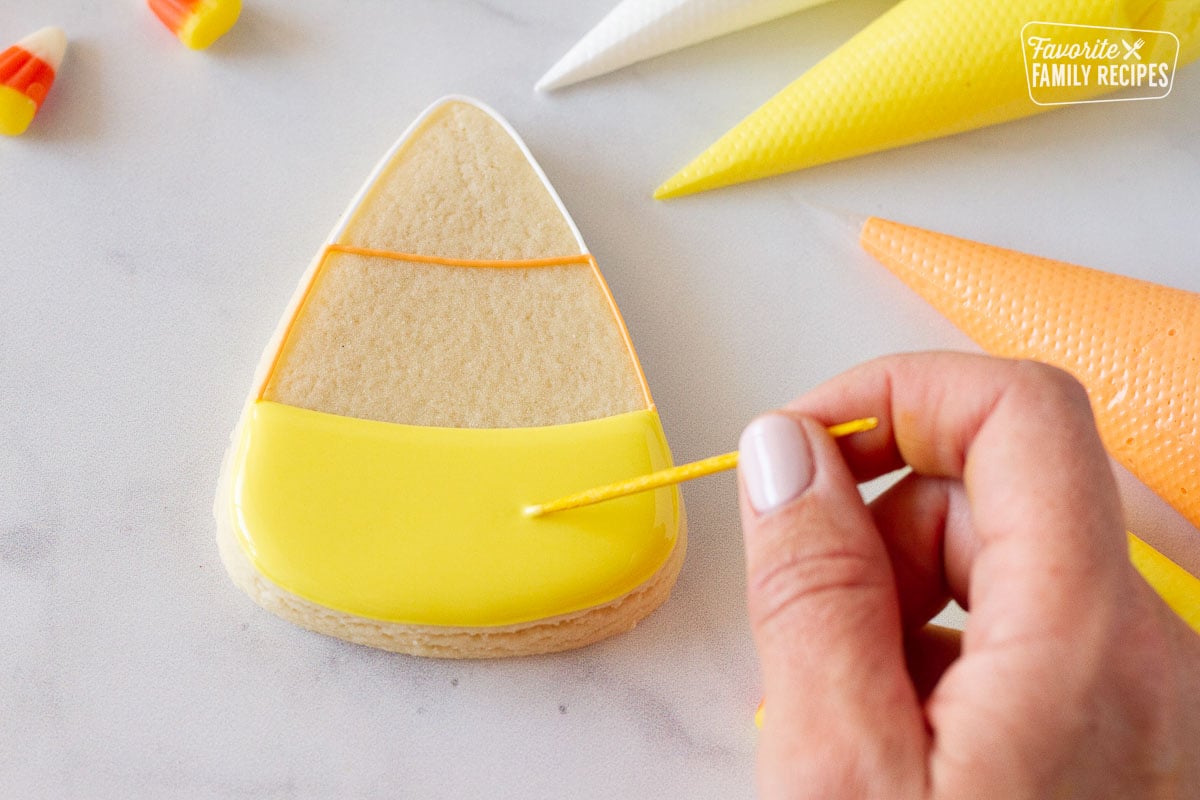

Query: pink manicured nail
(739, 414), (813, 514)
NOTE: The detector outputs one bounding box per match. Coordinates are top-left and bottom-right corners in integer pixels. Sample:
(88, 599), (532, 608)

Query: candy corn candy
(656, 0), (1200, 198)
(0, 27), (66, 137)
(148, 0), (242, 50)
(537, 0), (838, 91)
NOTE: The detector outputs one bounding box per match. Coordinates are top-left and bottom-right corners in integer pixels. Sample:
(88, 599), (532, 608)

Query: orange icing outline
(257, 245), (655, 411)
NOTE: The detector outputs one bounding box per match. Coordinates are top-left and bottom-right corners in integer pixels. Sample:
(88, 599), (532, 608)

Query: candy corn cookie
(0, 27), (66, 137)
(861, 217), (1200, 631)
(215, 97), (685, 658)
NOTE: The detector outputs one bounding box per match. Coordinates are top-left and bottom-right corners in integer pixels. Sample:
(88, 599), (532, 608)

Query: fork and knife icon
(1122, 38), (1146, 60)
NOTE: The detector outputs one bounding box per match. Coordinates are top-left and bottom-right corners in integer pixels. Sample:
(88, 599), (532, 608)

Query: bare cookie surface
(340, 102), (579, 259)
(263, 252), (646, 428)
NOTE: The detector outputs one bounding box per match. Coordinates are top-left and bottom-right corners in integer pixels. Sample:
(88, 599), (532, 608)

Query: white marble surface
(2, 1), (1198, 797)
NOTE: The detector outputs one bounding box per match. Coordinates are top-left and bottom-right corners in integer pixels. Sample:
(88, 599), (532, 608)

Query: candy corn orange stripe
(0, 46), (56, 107)
(257, 245), (655, 410)
(149, 0), (203, 33)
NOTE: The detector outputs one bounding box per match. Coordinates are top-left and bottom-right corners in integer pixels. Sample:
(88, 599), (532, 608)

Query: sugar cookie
(215, 97), (686, 658)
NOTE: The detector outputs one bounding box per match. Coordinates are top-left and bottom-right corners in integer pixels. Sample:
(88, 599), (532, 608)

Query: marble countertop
(3, 1), (1197, 797)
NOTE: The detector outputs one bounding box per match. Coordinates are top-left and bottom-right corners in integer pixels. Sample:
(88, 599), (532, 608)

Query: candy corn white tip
(18, 27), (68, 71)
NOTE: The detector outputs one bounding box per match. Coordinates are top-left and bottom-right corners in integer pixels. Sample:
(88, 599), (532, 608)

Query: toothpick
(524, 417), (879, 517)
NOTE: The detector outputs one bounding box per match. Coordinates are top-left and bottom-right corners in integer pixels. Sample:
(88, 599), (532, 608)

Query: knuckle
(747, 540), (885, 635)
(1011, 359), (1091, 413)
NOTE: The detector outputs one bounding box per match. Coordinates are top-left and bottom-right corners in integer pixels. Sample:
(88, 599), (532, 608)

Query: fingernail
(739, 414), (814, 514)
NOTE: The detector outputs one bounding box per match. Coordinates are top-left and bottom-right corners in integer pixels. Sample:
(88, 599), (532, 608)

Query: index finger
(786, 351), (1131, 635)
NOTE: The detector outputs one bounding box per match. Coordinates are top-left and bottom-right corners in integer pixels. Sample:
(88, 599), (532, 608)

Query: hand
(736, 352), (1200, 800)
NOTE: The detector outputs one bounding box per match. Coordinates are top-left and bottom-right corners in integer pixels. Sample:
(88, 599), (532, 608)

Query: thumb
(738, 414), (924, 788)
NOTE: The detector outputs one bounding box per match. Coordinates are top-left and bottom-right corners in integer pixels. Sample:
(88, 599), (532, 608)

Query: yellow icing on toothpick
(527, 417), (879, 516)
(1128, 533), (1200, 634)
(230, 401), (681, 627)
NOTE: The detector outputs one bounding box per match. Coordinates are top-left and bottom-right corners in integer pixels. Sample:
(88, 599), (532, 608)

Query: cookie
(215, 97), (685, 657)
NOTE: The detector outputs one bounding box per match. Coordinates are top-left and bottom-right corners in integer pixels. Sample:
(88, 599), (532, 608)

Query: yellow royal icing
(229, 400), (681, 627)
